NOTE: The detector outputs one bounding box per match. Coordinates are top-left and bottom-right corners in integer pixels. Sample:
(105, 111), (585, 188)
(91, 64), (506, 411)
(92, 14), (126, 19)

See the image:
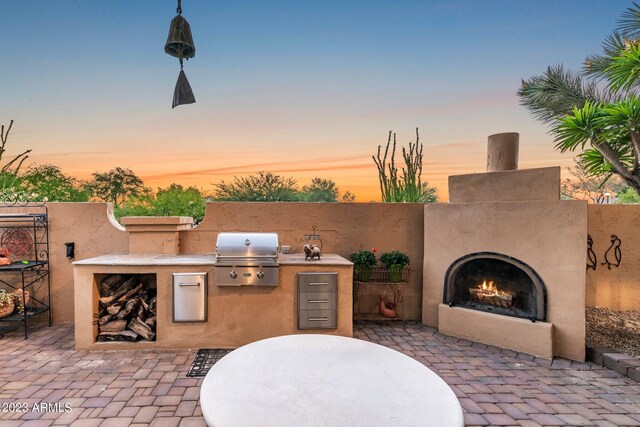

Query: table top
(200, 334), (464, 427)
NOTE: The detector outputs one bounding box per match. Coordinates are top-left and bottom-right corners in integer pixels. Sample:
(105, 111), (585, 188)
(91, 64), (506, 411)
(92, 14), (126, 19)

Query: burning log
(469, 279), (516, 308)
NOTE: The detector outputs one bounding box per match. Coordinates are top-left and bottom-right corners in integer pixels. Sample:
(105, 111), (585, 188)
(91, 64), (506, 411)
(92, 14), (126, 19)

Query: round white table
(200, 334), (464, 427)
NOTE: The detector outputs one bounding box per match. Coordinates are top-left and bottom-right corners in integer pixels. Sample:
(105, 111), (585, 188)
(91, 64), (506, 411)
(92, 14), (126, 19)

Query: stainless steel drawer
(297, 272), (337, 293)
(298, 291), (337, 310)
(298, 309), (337, 329)
(173, 273), (207, 322)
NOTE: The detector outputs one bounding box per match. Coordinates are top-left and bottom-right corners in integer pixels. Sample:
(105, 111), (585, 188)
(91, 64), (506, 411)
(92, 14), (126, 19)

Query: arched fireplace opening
(443, 252), (546, 322)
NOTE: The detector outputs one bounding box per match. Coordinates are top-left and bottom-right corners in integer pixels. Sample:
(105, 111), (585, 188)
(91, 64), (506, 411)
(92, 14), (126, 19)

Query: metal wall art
(602, 234), (622, 269)
(586, 234), (597, 271)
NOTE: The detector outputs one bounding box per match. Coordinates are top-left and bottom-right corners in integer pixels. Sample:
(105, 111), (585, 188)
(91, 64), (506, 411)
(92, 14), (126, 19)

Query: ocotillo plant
(373, 128), (431, 202)
(0, 120), (32, 195)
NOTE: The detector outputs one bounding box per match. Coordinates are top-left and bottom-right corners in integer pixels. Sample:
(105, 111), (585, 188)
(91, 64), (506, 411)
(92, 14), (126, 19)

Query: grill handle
(308, 299), (329, 304)
(308, 317), (329, 321)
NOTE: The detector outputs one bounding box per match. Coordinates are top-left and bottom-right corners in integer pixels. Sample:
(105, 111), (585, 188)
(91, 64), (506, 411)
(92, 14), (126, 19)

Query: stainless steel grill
(214, 232), (279, 286)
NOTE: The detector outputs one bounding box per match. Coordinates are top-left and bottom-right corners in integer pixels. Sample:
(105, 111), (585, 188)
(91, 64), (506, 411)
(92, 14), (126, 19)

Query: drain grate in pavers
(187, 349), (233, 377)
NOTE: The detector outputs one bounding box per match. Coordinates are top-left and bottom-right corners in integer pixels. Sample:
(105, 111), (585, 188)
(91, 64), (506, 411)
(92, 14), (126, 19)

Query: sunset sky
(0, 0), (631, 201)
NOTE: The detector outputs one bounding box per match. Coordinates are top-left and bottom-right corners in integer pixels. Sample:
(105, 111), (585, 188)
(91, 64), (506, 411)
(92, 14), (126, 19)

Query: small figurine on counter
(303, 244), (321, 260)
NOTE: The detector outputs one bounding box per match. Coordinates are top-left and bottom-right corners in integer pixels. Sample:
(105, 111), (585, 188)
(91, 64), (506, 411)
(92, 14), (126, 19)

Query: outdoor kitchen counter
(73, 253), (216, 266)
(73, 253), (352, 350)
(278, 253), (353, 266)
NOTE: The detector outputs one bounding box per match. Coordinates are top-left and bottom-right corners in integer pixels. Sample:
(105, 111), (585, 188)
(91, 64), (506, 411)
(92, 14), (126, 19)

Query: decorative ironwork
(0, 202), (51, 338)
(304, 224), (323, 250)
(602, 234), (622, 269)
(587, 234), (597, 271)
(0, 196), (47, 207)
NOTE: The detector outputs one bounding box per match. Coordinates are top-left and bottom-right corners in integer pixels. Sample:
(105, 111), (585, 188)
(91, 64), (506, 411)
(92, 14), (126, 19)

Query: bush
(380, 251), (410, 268)
(350, 250), (377, 268)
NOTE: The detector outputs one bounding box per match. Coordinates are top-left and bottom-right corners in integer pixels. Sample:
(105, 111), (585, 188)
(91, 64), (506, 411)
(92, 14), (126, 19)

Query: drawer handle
(308, 282), (329, 286)
(308, 299), (329, 304)
(178, 283), (200, 287)
(309, 317), (329, 321)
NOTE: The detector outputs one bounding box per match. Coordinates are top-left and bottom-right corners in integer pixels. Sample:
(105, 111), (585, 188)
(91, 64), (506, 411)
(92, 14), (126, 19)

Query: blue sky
(0, 0), (632, 200)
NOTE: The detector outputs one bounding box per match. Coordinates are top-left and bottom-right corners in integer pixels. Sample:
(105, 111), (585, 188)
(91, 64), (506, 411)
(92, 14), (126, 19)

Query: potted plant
(350, 249), (377, 282)
(0, 290), (15, 319)
(380, 251), (410, 282)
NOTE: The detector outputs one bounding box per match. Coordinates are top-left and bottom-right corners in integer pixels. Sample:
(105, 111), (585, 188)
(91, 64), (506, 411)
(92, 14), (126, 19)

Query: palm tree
(518, 3), (640, 193)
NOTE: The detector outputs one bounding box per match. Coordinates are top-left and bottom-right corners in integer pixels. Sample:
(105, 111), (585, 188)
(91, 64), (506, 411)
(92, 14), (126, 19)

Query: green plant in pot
(380, 251), (410, 282)
(350, 249), (377, 282)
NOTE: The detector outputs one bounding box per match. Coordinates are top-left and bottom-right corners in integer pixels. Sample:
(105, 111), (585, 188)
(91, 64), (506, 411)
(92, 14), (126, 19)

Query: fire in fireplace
(443, 252), (546, 321)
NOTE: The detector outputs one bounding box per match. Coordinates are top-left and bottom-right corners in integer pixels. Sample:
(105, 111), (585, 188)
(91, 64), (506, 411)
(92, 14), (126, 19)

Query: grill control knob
(229, 271), (238, 279)
(257, 271), (265, 279)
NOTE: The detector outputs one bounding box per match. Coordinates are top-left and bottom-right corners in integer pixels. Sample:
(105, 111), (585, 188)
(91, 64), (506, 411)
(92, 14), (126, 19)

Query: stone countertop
(73, 254), (216, 266)
(73, 253), (351, 267)
(278, 253), (352, 266)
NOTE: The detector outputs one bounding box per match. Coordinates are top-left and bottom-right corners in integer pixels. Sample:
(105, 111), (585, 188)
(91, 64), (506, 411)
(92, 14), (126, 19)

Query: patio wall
(586, 204), (640, 310)
(44, 202), (425, 323)
(40, 201), (640, 325)
(48, 203), (128, 323)
(181, 202), (425, 320)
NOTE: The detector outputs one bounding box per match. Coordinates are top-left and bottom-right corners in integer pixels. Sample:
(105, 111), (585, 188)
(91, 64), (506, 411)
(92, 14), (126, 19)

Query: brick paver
(1, 323), (639, 426)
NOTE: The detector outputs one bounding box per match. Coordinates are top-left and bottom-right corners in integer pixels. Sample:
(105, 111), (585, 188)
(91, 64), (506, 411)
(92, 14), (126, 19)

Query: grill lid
(215, 232), (279, 260)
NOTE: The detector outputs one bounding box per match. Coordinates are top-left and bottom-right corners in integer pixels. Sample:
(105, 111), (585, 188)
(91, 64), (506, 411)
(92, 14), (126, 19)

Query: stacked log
(96, 274), (157, 342)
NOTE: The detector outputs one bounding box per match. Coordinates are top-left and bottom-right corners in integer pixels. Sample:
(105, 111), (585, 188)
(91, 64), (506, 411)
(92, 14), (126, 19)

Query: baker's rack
(0, 200), (51, 338)
(353, 266), (411, 324)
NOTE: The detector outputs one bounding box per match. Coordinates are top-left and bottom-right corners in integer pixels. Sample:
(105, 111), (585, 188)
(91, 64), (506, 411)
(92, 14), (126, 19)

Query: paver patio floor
(0, 322), (638, 426)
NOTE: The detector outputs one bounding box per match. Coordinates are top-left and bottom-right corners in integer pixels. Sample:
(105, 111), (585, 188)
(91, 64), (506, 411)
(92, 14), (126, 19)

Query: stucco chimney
(120, 216), (193, 255)
(487, 132), (519, 172)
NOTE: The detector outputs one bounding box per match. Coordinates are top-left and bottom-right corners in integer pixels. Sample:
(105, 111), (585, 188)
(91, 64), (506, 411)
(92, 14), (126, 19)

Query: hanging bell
(164, 15), (196, 60)
(172, 68), (196, 108)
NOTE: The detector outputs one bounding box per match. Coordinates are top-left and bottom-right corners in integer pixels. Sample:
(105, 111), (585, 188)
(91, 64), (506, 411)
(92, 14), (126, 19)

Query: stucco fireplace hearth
(444, 252), (546, 322)
(422, 133), (587, 361)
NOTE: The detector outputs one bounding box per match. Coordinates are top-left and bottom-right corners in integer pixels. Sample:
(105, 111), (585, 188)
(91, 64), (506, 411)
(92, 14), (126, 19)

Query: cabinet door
(173, 273), (208, 322)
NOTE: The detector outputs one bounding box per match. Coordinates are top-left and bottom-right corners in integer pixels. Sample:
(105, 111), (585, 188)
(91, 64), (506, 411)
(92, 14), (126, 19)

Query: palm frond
(584, 32), (627, 79)
(617, 2), (640, 37)
(552, 100), (604, 152)
(605, 43), (640, 92)
(518, 65), (603, 124)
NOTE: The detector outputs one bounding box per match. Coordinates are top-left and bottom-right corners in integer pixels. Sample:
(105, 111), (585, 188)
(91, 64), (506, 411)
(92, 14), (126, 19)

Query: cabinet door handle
(308, 299), (329, 304)
(309, 317), (329, 321)
(308, 282), (329, 286)
(178, 283), (200, 287)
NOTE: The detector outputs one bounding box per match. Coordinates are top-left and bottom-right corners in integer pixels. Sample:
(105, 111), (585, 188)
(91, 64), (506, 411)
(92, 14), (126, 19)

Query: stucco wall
(448, 167), (561, 203)
(43, 202), (425, 323)
(48, 203), (128, 323)
(181, 202), (425, 320)
(586, 204), (640, 310)
(423, 201), (588, 361)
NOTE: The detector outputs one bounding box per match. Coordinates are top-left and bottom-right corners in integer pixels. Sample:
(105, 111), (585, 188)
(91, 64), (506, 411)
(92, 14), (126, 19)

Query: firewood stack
(96, 274), (157, 342)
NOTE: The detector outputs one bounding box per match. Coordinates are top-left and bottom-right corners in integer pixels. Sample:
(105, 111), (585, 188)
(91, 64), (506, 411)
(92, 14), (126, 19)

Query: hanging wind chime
(165, 0), (196, 108)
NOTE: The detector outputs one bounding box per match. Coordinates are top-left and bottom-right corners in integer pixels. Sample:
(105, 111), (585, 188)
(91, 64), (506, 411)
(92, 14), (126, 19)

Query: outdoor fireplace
(443, 252), (546, 321)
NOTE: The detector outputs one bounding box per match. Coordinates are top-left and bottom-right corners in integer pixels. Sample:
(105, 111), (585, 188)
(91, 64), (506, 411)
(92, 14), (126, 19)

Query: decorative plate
(1, 228), (34, 260)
